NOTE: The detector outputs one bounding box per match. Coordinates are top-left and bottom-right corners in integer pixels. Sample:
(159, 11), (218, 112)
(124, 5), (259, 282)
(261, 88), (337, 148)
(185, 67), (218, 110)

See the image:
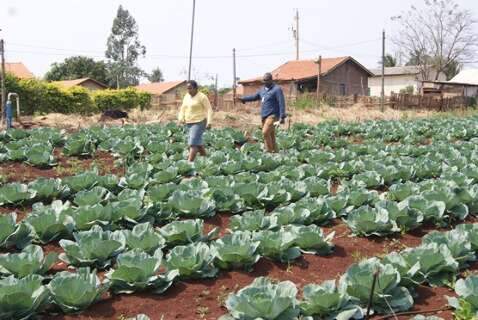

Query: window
(339, 84), (346, 96)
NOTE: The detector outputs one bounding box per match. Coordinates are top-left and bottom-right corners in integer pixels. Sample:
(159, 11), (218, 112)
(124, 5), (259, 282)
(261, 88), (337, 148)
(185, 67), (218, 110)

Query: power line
(301, 37), (381, 50)
(8, 48), (320, 60)
(9, 40), (294, 56)
(237, 40), (292, 52)
(8, 42), (105, 54)
(6, 49), (105, 59)
(6, 37), (385, 60)
(300, 42), (381, 59)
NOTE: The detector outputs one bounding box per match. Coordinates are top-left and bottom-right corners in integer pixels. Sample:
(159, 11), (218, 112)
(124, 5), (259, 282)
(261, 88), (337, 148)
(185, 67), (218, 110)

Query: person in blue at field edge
(238, 73), (287, 153)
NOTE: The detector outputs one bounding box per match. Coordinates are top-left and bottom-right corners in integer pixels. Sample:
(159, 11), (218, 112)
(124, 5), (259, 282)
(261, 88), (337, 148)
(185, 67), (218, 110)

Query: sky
(1, 0), (478, 87)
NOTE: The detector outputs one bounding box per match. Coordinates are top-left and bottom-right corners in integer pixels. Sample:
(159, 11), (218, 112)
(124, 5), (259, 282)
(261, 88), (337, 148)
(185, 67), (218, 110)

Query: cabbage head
(48, 267), (109, 313)
(105, 248), (179, 294)
(220, 277), (299, 320)
(210, 231), (260, 271)
(0, 274), (49, 319)
(165, 242), (218, 279)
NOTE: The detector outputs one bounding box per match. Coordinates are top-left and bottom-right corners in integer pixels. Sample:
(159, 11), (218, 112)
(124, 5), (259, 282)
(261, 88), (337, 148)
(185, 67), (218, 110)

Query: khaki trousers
(262, 115), (278, 153)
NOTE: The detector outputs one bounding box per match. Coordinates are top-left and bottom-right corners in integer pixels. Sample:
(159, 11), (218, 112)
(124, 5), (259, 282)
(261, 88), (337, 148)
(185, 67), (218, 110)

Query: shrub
(293, 95), (317, 109)
(400, 85), (415, 95)
(5, 74), (151, 115)
(93, 88), (151, 111)
(64, 86), (97, 114)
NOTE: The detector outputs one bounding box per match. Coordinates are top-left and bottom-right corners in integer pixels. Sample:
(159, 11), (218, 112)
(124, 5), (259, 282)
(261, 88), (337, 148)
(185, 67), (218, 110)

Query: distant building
(53, 78), (107, 91)
(223, 85), (245, 101)
(450, 69), (478, 87)
(369, 66), (446, 96)
(135, 81), (187, 107)
(422, 69), (478, 98)
(5, 62), (34, 79)
(239, 56), (372, 98)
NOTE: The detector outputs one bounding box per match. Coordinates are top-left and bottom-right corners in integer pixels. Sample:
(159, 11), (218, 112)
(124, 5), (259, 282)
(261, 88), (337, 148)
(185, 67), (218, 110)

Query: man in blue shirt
(239, 73), (287, 153)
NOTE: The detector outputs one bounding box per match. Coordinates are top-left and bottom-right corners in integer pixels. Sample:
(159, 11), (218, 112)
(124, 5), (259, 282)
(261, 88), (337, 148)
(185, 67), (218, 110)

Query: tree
(443, 60), (461, 80)
(218, 87), (232, 96)
(148, 68), (164, 83)
(392, 0), (477, 81)
(45, 56), (109, 85)
(405, 50), (431, 66)
(378, 54), (398, 68)
(105, 5), (146, 88)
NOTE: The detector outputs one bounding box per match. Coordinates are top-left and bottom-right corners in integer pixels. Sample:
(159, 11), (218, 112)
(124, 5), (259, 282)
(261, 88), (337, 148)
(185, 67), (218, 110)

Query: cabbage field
(2, 117), (478, 319)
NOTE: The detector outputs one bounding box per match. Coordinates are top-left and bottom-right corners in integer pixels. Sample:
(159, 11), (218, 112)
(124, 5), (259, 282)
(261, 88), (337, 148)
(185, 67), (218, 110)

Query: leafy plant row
(3, 115), (478, 168)
(1, 163), (477, 250)
(220, 222), (478, 319)
(0, 220), (334, 319)
(2, 211), (478, 319)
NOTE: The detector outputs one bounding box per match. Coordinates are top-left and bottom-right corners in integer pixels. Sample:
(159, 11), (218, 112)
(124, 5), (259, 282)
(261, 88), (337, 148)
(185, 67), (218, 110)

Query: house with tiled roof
(135, 80), (187, 107)
(5, 62), (34, 79)
(53, 78), (107, 91)
(239, 56), (372, 97)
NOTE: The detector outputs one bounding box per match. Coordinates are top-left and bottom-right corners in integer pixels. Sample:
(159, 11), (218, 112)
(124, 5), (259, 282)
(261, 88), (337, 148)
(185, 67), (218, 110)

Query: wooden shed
(239, 56), (372, 98)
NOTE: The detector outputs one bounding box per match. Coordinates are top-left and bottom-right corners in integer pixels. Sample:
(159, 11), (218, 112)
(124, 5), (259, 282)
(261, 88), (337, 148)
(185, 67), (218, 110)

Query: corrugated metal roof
(240, 56), (371, 84)
(450, 69), (478, 86)
(369, 66), (421, 77)
(135, 81), (186, 96)
(5, 62), (34, 79)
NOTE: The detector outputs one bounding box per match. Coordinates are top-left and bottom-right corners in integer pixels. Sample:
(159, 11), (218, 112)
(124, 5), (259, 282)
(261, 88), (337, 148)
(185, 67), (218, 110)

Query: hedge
(5, 74), (151, 115)
(93, 88), (151, 112)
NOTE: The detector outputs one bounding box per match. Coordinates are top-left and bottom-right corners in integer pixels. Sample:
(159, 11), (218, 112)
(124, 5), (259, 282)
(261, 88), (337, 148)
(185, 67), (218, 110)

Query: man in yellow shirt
(178, 80), (214, 162)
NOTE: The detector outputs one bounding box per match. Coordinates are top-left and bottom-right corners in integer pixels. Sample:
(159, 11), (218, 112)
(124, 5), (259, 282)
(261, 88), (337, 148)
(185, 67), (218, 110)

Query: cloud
(7, 6), (17, 17)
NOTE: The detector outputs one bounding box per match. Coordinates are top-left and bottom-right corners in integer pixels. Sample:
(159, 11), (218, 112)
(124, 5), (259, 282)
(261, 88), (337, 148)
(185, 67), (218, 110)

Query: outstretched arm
(240, 91), (261, 103)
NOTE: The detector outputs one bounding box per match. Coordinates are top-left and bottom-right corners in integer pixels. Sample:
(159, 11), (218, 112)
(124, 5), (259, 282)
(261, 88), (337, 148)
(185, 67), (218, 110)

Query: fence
(389, 93), (476, 111)
(150, 92), (475, 112)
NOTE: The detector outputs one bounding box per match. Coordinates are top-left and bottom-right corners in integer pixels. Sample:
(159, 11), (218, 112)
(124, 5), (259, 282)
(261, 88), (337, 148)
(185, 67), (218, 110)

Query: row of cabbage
(1, 214), (335, 269)
(0, 218), (335, 319)
(220, 222), (478, 319)
(3, 115), (478, 167)
(0, 267), (158, 319)
(3, 134), (478, 203)
(1, 165), (477, 242)
(3, 213), (478, 318)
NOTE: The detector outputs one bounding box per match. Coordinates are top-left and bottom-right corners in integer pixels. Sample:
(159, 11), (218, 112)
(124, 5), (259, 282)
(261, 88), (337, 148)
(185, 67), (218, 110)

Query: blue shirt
(242, 84), (286, 120)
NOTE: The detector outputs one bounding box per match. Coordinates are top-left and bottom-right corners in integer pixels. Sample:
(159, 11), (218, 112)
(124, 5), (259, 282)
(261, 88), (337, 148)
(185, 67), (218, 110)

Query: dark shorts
(261, 115), (278, 126)
(186, 120), (207, 146)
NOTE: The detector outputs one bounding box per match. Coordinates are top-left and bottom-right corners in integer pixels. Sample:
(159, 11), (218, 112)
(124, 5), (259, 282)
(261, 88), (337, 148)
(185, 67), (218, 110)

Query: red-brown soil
(0, 150), (121, 183)
(44, 214), (461, 320)
(0, 206), (30, 221)
(2, 151), (476, 319)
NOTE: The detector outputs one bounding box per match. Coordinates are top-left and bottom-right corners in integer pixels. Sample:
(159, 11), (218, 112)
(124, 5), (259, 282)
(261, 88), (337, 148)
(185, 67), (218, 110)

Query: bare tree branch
(391, 0), (477, 81)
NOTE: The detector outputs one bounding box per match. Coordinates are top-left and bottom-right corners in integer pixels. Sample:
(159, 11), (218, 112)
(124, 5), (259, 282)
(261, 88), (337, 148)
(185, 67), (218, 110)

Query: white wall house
(422, 69), (478, 98)
(368, 66), (446, 97)
(450, 69), (478, 97)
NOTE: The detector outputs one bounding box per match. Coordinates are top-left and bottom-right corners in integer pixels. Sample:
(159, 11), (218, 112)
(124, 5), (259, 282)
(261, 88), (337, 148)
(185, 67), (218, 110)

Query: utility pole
(214, 74), (218, 109)
(232, 48), (237, 106)
(0, 38), (6, 126)
(293, 9), (300, 60)
(381, 29), (385, 112)
(187, 0), (196, 81)
(316, 55), (322, 103)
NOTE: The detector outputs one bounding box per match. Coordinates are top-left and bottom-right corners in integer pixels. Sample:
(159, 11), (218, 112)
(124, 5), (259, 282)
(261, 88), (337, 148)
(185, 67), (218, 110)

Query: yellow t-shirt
(178, 92), (213, 125)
